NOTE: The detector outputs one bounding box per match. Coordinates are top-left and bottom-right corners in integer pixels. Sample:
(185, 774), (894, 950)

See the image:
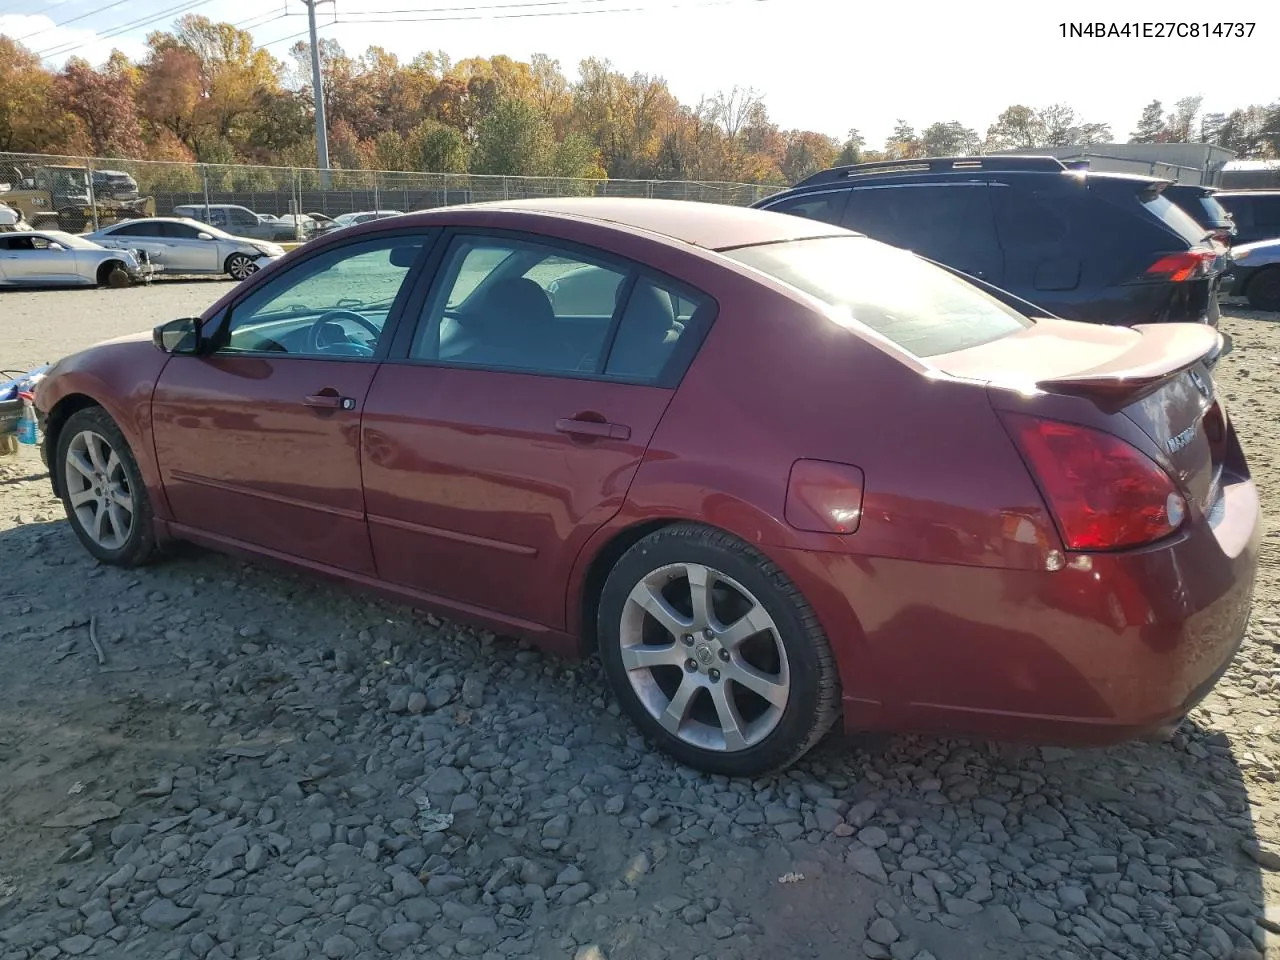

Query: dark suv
(753, 156), (1225, 327)
(1214, 191), (1280, 246)
(1162, 184), (1235, 245)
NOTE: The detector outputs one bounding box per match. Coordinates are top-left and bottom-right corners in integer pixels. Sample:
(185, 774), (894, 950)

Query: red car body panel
(34, 198), (1260, 748)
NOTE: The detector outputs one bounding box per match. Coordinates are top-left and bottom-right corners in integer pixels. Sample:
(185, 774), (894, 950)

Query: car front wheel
(226, 253), (258, 281)
(598, 523), (842, 777)
(56, 407), (158, 567)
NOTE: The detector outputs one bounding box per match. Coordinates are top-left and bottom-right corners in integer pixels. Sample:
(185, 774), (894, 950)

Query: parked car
(0, 202), (31, 232)
(1162, 183), (1236, 245)
(172, 203), (295, 242)
(305, 212), (341, 235)
(330, 210), (403, 231)
(1223, 236), (1280, 311)
(1213, 191), (1280, 246)
(92, 169), (140, 201)
(84, 217), (284, 281)
(753, 156), (1226, 328)
(34, 198), (1256, 776)
(0, 230), (156, 287)
(275, 214), (318, 239)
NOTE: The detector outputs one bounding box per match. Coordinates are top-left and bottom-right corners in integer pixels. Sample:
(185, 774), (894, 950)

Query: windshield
(721, 236), (1033, 358)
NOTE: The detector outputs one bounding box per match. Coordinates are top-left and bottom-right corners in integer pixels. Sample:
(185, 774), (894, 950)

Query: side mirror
(197, 232), (214, 241)
(153, 317), (204, 355)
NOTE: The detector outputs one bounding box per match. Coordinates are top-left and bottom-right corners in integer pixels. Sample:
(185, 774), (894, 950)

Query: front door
(151, 232), (433, 573)
(361, 232), (709, 630)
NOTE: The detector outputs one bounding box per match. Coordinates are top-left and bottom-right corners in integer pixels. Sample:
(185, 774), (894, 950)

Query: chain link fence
(0, 152), (772, 238)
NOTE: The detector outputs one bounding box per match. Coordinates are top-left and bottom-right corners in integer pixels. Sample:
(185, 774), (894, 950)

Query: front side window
(722, 235), (1031, 358)
(160, 222), (203, 240)
(218, 236), (426, 358)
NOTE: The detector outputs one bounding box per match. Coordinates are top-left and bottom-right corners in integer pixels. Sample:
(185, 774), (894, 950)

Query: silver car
(0, 230), (155, 288)
(84, 217), (284, 281)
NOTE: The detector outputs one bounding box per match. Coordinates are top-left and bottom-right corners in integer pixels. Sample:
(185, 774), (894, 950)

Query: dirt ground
(3, 280), (1280, 960)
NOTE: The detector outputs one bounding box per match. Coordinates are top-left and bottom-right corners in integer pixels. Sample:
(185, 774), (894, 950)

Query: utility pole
(303, 0), (331, 182)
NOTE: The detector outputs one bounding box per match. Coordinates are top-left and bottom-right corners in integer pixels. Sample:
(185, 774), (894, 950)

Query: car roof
(99, 216), (207, 228)
(397, 198), (850, 250)
(1216, 190), (1280, 197)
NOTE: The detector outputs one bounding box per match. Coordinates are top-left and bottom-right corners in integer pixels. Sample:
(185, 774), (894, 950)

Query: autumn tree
(1164, 95), (1203, 142)
(0, 37), (74, 153)
(472, 99), (552, 176)
(884, 120), (923, 159)
(57, 54), (144, 157)
(921, 121), (979, 157)
(1130, 100), (1166, 143)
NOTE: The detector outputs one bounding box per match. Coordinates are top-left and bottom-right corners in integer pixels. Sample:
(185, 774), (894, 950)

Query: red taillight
(1001, 413), (1187, 551)
(1143, 250), (1216, 283)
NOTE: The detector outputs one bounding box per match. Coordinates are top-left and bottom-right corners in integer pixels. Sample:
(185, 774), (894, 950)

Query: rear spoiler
(1036, 324), (1229, 411)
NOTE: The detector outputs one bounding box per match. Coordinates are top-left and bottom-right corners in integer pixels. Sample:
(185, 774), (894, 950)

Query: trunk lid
(933, 318), (1226, 512)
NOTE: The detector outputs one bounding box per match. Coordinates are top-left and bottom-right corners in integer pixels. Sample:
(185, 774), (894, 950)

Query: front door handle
(555, 417), (630, 441)
(304, 393), (355, 410)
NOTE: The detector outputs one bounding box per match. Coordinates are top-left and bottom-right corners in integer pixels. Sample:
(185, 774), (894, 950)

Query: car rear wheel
(1247, 267), (1280, 312)
(226, 253), (258, 281)
(56, 407), (158, 567)
(597, 523), (841, 777)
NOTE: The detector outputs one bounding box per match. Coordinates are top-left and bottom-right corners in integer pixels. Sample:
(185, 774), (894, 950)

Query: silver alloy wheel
(619, 562), (790, 752)
(64, 429), (134, 551)
(227, 254), (257, 280)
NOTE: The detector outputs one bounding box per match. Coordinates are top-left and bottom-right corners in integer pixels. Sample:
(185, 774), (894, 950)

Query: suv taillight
(1001, 413), (1187, 551)
(1142, 250), (1216, 283)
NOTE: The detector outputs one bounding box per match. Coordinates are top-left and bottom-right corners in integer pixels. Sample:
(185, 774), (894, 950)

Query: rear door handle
(304, 394), (356, 410)
(555, 417), (630, 441)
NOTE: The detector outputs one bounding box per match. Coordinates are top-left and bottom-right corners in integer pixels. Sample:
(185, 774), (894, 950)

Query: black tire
(55, 407), (159, 567)
(98, 262), (131, 289)
(597, 523), (841, 777)
(1246, 267), (1280, 313)
(225, 253), (258, 281)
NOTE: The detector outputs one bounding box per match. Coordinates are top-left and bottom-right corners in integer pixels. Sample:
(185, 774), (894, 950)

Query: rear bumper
(777, 476), (1261, 745)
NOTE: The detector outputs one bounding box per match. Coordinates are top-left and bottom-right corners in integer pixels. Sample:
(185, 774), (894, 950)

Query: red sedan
(35, 198), (1260, 777)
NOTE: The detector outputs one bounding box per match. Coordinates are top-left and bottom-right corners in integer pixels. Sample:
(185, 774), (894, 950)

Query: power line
(35, 0), (219, 59)
(13, 0), (132, 42)
(334, 0), (769, 24)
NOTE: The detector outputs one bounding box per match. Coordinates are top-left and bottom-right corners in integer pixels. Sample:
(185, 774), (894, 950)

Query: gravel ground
(3, 282), (1280, 960)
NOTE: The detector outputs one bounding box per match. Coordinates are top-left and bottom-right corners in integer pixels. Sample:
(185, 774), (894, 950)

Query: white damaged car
(0, 230), (157, 288)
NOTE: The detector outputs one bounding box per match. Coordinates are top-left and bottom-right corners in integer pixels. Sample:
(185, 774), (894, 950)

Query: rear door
(842, 183), (1004, 283)
(360, 231), (712, 631)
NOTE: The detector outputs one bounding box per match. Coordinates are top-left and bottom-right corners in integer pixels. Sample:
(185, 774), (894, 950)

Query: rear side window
(763, 191), (848, 226)
(723, 236), (1031, 358)
(1198, 195), (1230, 224)
(991, 188), (1070, 250)
(843, 185), (1003, 276)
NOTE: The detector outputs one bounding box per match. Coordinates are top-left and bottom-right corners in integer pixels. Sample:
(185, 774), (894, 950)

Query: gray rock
(1018, 898), (1056, 926)
(293, 855), (326, 878)
(988, 904), (1021, 939)
(322, 934), (358, 959)
(1059, 886), (1088, 910)
(543, 814), (571, 839)
(867, 917), (899, 945)
(944, 897), (983, 917)
(245, 844), (267, 873)
(378, 922), (423, 952)
(83, 911), (115, 937)
(424, 766), (466, 799)
(848, 845), (888, 884)
(560, 883), (593, 905)
(406, 691), (428, 714)
(57, 935), (95, 956)
(140, 898), (194, 931)
(391, 871), (425, 900)
(1185, 872), (1217, 897)
(858, 826), (890, 849)
(460, 916), (498, 936)
(461, 676), (485, 708)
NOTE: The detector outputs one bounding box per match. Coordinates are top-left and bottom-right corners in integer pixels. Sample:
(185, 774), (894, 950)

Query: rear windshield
(721, 236), (1033, 357)
(1142, 193), (1211, 244)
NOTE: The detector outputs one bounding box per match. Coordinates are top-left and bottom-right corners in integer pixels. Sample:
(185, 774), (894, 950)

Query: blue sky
(0, 0), (1274, 146)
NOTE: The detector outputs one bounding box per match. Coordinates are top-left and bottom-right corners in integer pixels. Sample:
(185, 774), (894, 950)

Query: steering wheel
(306, 309), (380, 356)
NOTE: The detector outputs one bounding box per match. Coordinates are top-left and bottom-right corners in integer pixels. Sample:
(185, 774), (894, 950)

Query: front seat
(608, 280), (678, 379)
(465, 276), (565, 368)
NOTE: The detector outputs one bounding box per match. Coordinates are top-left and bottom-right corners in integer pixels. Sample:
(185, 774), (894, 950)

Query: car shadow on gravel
(0, 503), (1272, 960)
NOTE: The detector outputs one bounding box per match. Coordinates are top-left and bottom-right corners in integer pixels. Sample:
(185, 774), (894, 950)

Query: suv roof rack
(792, 155), (1068, 189)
